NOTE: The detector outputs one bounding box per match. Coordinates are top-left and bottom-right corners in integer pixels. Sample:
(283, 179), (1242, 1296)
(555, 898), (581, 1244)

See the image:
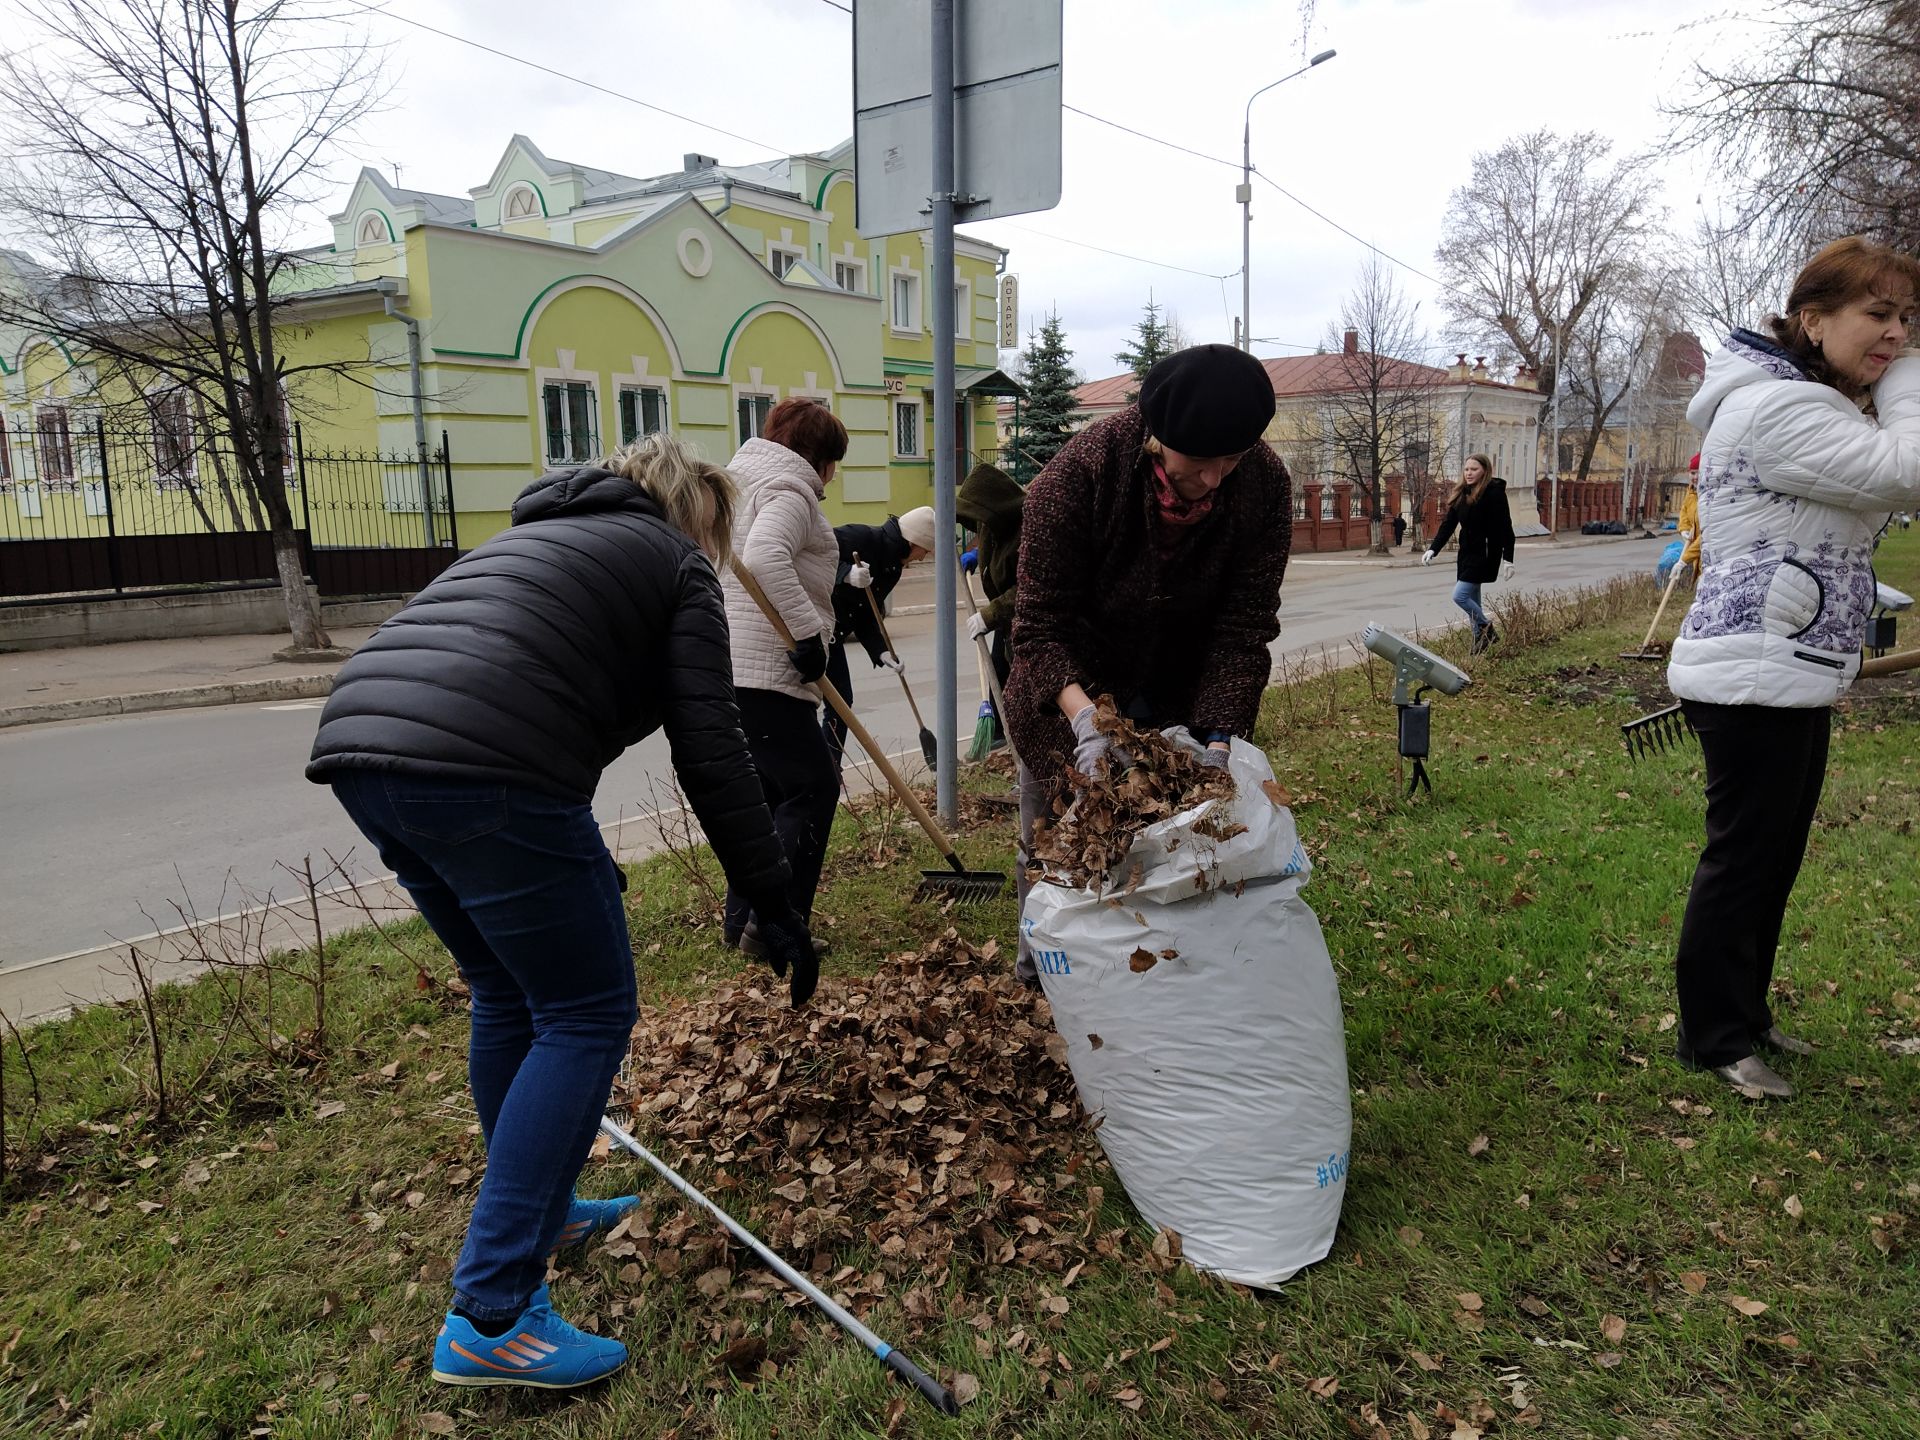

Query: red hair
(1769, 236), (1920, 390)
(762, 398), (849, 474)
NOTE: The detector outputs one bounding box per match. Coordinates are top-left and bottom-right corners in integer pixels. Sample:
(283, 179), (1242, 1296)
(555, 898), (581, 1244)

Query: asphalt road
(0, 537), (1659, 978)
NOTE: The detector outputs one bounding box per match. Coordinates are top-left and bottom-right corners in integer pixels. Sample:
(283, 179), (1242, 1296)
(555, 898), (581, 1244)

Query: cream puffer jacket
(720, 438), (839, 703)
(1668, 330), (1920, 708)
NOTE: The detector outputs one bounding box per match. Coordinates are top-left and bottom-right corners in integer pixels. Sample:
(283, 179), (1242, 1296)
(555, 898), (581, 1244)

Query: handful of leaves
(1029, 699), (1236, 890)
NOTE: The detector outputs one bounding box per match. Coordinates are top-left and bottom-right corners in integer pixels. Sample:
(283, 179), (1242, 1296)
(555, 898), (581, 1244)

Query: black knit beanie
(1138, 344), (1276, 456)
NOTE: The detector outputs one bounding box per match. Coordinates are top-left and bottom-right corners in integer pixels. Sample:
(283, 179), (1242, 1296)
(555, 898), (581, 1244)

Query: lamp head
(1362, 624), (1471, 704)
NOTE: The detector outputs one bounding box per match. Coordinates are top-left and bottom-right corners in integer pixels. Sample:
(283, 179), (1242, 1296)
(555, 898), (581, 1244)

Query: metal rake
(1620, 703), (1695, 761)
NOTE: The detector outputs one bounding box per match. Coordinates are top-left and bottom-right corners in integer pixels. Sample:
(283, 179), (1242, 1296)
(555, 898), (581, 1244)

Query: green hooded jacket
(954, 463), (1025, 632)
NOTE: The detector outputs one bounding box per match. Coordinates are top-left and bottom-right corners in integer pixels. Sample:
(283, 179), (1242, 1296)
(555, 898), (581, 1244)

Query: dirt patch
(1546, 661), (1674, 713)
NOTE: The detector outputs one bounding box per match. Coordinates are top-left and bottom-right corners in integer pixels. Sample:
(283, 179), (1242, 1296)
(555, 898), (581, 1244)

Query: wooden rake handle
(1860, 646), (1920, 679)
(729, 558), (964, 869)
(853, 552), (926, 729)
(957, 557), (1019, 764)
(1638, 560), (1686, 653)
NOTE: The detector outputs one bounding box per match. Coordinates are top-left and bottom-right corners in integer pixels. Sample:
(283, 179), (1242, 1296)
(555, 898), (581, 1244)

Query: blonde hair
(603, 433), (735, 561)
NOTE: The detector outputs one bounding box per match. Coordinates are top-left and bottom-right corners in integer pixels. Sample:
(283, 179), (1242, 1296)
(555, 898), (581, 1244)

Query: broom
(966, 619), (996, 761)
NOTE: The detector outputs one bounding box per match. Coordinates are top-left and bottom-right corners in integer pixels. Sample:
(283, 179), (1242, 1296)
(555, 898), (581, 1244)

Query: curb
(0, 673), (337, 731)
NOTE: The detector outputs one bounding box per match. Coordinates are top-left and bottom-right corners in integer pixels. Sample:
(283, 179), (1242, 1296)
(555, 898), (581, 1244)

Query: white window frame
(768, 242), (804, 280)
(355, 210), (391, 246)
(953, 278), (972, 340)
(735, 389), (777, 445)
(148, 387), (196, 489)
(889, 264), (922, 337)
(618, 383), (670, 444)
(502, 183), (542, 221)
(894, 396), (925, 459)
(541, 379), (599, 465)
(832, 257), (866, 294)
(34, 404), (76, 491)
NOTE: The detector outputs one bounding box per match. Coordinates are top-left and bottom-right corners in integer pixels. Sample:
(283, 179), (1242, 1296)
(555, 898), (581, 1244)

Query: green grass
(4, 534), (1920, 1438)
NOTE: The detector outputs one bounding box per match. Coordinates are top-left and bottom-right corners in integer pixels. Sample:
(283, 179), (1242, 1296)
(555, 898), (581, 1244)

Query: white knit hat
(898, 506), (937, 551)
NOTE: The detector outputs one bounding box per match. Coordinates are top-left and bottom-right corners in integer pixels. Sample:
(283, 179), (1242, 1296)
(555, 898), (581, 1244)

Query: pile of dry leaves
(605, 929), (1100, 1320)
(1029, 700), (1237, 889)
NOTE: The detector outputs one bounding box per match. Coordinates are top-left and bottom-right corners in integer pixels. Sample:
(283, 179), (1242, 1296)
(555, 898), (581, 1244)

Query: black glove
(787, 633), (828, 684)
(751, 903), (819, 1007)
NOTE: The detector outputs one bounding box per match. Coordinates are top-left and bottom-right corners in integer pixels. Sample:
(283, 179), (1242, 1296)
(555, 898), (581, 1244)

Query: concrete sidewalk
(0, 532), (1648, 730)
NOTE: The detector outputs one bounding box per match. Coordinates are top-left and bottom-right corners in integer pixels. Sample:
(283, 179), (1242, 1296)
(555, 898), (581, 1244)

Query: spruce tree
(1114, 293), (1174, 399)
(1010, 308), (1081, 483)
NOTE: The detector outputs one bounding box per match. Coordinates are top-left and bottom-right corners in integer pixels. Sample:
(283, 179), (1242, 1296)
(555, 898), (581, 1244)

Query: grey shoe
(1756, 1025), (1814, 1057)
(1711, 1054), (1794, 1100)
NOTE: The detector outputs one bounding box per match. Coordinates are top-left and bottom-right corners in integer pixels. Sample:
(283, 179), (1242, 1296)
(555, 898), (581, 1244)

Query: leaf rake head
(914, 868), (1007, 903)
(1621, 702), (1696, 761)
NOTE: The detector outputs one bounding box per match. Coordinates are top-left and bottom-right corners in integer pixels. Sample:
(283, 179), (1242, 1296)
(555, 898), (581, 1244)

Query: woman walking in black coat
(1423, 453), (1516, 653)
(307, 434), (815, 1391)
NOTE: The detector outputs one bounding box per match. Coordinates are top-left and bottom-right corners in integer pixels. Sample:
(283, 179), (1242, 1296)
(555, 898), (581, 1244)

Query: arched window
(356, 211), (389, 246)
(503, 184), (540, 221)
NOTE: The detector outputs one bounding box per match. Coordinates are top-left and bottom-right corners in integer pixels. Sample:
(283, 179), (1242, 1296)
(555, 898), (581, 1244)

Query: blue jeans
(1452, 580), (1490, 636)
(330, 770), (635, 1325)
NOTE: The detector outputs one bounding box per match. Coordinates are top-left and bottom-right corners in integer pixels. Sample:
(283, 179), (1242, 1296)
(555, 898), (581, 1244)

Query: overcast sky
(317, 0), (1749, 382)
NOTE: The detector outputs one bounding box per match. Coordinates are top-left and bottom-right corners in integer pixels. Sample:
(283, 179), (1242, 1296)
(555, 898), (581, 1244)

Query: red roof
(1069, 352), (1529, 410)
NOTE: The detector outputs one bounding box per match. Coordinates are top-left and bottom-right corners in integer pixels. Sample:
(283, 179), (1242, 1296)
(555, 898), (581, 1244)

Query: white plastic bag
(1025, 735), (1351, 1288)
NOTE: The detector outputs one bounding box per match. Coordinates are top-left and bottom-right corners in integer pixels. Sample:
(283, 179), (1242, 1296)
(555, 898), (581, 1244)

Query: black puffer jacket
(830, 517), (911, 666)
(1428, 478), (1516, 584)
(306, 466), (788, 901)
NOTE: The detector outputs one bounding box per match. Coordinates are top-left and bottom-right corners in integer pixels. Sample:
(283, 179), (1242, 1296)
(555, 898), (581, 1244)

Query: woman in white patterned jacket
(1667, 235), (1920, 1099)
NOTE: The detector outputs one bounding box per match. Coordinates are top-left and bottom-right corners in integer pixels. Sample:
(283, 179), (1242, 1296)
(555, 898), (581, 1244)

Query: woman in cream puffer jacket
(1666, 235), (1920, 1103)
(717, 400), (848, 953)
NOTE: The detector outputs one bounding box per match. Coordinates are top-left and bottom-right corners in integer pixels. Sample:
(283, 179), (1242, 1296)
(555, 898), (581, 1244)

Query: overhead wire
(346, 1), (789, 155)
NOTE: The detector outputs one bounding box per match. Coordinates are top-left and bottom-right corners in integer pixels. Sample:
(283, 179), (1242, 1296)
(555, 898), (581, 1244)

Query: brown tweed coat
(1004, 406), (1291, 793)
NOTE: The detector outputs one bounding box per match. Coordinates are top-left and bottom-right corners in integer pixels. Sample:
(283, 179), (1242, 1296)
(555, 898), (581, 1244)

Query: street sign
(852, 0), (1063, 236)
(998, 274), (1019, 347)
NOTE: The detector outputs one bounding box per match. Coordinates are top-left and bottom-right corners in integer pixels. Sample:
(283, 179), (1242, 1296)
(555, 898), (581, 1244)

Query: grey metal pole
(1549, 324), (1562, 536)
(931, 0), (959, 826)
(1240, 119), (1252, 351)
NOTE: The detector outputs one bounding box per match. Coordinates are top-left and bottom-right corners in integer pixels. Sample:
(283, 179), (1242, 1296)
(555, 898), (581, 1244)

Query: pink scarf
(1150, 459), (1217, 527)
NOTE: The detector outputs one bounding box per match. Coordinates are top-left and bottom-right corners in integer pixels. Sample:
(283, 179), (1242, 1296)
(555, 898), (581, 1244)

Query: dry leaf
(1410, 1349), (1441, 1372)
(1727, 1295), (1768, 1317)
(314, 1100), (347, 1120)
(1087, 1034), (1104, 1050)
(1678, 1271), (1708, 1294)
(1783, 1194), (1804, 1220)
(1305, 1375), (1340, 1399)
(716, 1334), (766, 1377)
(950, 1372), (980, 1405)
(1397, 1225), (1424, 1247)
(1601, 1314), (1627, 1344)
(418, 1414), (455, 1436)
(1129, 948), (1158, 974)
(1456, 1292), (1484, 1312)
(1114, 1386), (1143, 1411)
(180, 1163), (212, 1190)
(1517, 1296), (1550, 1318)
(1467, 1134), (1490, 1157)
(1407, 1415), (1432, 1440)
(1593, 1352), (1623, 1369)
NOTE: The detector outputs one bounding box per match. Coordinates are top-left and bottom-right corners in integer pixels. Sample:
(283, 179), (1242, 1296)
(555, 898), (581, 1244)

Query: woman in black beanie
(1002, 343), (1293, 981)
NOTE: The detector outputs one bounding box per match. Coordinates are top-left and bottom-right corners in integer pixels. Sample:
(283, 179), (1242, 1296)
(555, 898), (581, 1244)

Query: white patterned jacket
(1669, 330), (1920, 708)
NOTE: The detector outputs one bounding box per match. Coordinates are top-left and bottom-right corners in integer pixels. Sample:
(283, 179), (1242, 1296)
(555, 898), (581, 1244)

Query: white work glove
(1500, 559), (1516, 581)
(1070, 704), (1114, 777)
(1421, 549), (1436, 567)
(846, 559), (873, 590)
(965, 612), (990, 641)
(877, 650), (904, 674)
(1199, 744), (1230, 770)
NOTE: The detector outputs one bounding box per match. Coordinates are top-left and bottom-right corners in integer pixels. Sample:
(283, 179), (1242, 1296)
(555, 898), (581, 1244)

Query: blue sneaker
(432, 1295), (627, 1389)
(551, 1194), (639, 1253)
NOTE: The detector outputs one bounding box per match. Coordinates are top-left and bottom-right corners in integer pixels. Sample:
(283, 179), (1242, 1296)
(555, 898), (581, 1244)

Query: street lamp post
(1241, 49), (1335, 351)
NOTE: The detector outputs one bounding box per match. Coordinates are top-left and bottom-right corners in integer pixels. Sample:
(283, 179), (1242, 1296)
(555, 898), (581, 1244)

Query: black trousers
(1673, 700), (1831, 1067)
(725, 687), (840, 935)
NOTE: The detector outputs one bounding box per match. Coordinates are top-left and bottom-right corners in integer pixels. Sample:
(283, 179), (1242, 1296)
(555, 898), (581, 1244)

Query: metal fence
(0, 415), (458, 601)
